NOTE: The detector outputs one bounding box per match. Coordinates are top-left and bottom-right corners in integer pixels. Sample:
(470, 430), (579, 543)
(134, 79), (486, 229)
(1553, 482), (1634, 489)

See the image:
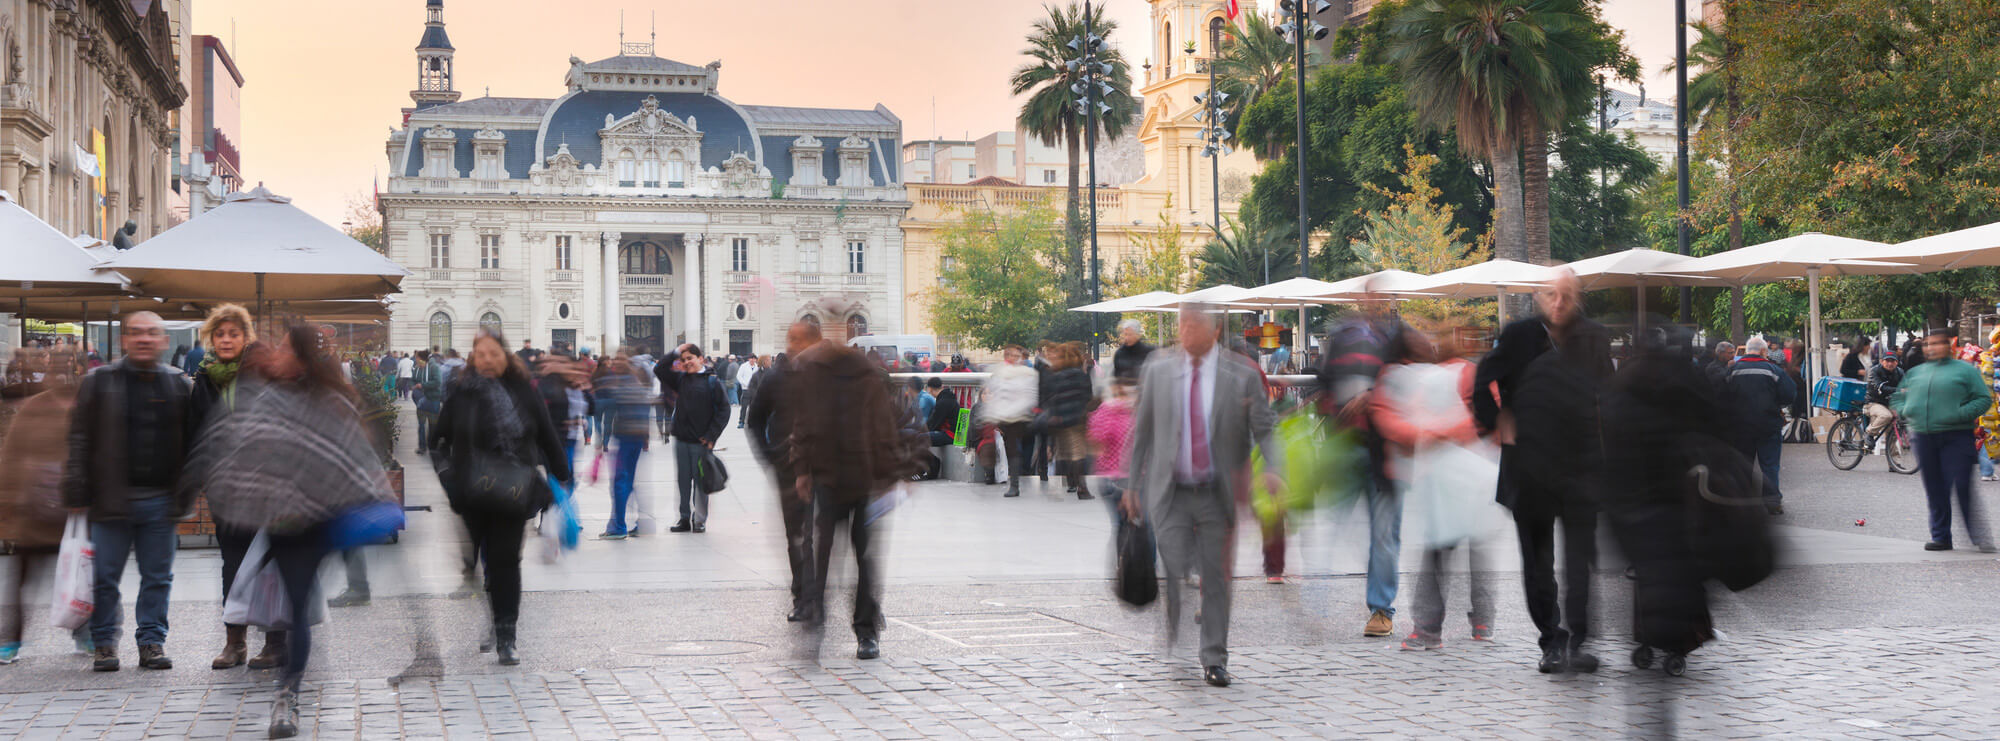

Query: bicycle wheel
(1826, 416), (1865, 470)
(1886, 423), (1920, 475)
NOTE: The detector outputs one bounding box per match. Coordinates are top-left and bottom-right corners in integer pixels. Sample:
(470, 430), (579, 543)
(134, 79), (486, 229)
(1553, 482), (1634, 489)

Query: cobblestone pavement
(3, 623), (1995, 739)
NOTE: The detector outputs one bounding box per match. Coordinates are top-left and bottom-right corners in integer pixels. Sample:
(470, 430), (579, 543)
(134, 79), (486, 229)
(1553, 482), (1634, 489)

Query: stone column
(601, 231), (621, 353)
(684, 234), (702, 350)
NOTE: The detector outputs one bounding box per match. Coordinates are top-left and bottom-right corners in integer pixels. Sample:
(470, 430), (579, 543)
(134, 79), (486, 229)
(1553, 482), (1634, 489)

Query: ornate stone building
(0, 0), (187, 240)
(381, 0), (907, 358)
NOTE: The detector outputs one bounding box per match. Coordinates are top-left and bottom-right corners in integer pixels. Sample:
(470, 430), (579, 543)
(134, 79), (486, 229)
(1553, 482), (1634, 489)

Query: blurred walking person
(1317, 288), (1411, 637)
(1043, 342), (1095, 500)
(788, 338), (914, 659)
(658, 345), (729, 532)
(748, 326), (815, 622)
(0, 350), (90, 662)
(1371, 331), (1498, 650)
(427, 329), (573, 664)
(1895, 329), (1997, 552)
(1473, 270), (1614, 673)
(595, 354), (653, 539)
(61, 311), (189, 673)
(979, 346), (1039, 497)
(735, 356), (760, 428)
(185, 323), (395, 737)
(187, 304), (290, 670)
(1122, 304), (1283, 688)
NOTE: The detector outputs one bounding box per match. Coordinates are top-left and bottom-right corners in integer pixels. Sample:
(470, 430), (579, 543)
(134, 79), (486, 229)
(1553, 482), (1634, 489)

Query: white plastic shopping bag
(536, 513), (563, 565)
(49, 515), (95, 631)
(220, 531), (327, 631)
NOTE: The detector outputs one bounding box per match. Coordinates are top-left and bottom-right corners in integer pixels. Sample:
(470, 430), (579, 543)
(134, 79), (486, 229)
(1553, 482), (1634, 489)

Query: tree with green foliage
(1351, 145), (1491, 325)
(927, 202), (1069, 351)
(1108, 201), (1197, 340)
(1707, 0), (2000, 338)
(1010, 2), (1139, 319)
(1548, 121), (1658, 263)
(1212, 9), (1305, 150)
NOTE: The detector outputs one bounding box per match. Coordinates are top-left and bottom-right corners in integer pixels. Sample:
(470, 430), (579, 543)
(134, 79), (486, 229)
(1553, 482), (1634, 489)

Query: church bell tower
(411, 0), (461, 109)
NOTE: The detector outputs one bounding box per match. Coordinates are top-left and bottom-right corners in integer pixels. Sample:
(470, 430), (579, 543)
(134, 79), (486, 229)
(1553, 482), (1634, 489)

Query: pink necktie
(1190, 357), (1210, 479)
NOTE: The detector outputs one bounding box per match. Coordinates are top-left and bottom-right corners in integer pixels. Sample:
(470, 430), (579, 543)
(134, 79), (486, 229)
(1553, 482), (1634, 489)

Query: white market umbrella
(0, 191), (134, 350)
(1408, 259), (1556, 325)
(100, 186), (408, 312)
(1868, 221), (2000, 271)
(1070, 291), (1181, 313)
(1291, 269), (1436, 301)
(1560, 248), (1716, 336)
(1655, 233), (1907, 380)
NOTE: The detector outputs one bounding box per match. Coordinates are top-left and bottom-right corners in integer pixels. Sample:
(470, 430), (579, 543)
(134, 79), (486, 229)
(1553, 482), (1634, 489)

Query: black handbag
(697, 449), (729, 494)
(1115, 515), (1159, 607)
(462, 448), (545, 519)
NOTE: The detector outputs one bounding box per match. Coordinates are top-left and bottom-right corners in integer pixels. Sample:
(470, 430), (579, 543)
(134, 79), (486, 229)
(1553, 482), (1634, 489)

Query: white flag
(73, 144), (100, 178)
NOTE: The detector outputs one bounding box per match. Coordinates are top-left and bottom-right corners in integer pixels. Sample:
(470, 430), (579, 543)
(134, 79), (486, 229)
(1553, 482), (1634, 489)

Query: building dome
(537, 89), (761, 173)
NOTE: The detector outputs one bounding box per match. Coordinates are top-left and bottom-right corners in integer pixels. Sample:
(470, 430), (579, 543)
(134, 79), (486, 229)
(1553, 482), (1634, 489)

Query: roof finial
(619, 10), (625, 49)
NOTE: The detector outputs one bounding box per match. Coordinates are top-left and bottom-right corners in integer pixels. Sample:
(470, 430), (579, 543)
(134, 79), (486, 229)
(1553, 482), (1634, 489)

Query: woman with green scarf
(188, 304), (280, 671)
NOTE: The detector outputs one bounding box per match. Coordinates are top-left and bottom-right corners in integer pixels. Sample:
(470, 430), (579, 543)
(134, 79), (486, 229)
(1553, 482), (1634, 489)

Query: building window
(1043, 169), (1057, 184)
(731, 238), (749, 272)
(428, 312), (452, 351)
(620, 242), (672, 274)
(801, 314), (821, 331)
(847, 240), (867, 274)
(557, 303), (570, 319)
(554, 235), (573, 270)
(799, 242), (820, 273)
(551, 328), (576, 354)
(847, 314), (868, 338)
(938, 256), (957, 288)
(734, 304), (747, 320)
(479, 234), (501, 269)
(967, 164), (976, 180)
(640, 152), (661, 188)
(428, 233), (450, 269)
(667, 153), (687, 188)
(479, 312), (503, 336)
(616, 149), (637, 187)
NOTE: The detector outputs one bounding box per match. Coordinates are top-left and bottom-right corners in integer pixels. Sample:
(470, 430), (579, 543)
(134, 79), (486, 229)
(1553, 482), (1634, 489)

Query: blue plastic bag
(328, 500), (405, 550)
(547, 475), (581, 550)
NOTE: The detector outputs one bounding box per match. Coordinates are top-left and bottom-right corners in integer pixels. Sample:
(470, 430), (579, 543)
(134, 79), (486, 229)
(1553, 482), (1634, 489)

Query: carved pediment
(473, 125), (506, 142)
(838, 134), (870, 151)
(422, 123), (456, 141)
(791, 134), (823, 150)
(602, 95), (700, 138)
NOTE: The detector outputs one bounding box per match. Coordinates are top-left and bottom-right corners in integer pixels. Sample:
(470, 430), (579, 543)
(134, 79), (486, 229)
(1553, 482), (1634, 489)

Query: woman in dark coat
(185, 303), (280, 672)
(427, 328), (572, 667)
(1043, 342), (1095, 500)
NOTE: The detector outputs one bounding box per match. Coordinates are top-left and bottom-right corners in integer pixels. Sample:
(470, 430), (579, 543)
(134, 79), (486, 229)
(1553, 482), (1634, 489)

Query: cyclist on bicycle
(1865, 352), (1904, 453)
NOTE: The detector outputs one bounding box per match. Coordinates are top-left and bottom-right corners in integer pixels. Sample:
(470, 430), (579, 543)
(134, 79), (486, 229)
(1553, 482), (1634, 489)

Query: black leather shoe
(1926, 541), (1953, 551)
(856, 637), (881, 660)
(1538, 648), (1566, 674)
(1567, 650), (1600, 673)
(669, 521), (693, 533)
(1203, 665), (1231, 687)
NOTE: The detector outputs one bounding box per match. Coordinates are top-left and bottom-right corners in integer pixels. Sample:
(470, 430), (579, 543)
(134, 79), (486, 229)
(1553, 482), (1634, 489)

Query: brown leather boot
(211, 624), (248, 669)
(247, 630), (287, 670)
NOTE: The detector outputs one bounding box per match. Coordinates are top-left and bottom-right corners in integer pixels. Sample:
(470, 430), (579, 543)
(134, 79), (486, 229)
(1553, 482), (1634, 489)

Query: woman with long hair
(1044, 342), (1095, 500)
(187, 304), (281, 671)
(0, 350), (89, 662)
(427, 329), (572, 664)
(188, 322), (392, 737)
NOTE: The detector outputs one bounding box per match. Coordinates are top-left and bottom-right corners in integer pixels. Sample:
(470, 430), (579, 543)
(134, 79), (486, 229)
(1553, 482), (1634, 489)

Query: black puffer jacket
(1043, 367), (1092, 429)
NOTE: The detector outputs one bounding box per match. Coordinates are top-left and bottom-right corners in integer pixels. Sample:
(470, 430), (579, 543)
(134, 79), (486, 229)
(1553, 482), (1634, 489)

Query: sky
(191, 0), (1699, 227)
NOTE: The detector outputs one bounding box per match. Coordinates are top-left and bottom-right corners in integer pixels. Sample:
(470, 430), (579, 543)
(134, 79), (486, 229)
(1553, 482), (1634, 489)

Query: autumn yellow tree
(1350, 144), (1491, 327)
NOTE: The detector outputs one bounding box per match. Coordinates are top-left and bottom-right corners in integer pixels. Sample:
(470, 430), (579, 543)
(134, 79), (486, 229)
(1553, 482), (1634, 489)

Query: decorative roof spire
(412, 0), (460, 108)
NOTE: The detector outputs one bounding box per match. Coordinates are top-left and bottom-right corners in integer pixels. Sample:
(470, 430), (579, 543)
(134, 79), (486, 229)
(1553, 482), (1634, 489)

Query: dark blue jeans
(675, 441), (708, 527)
(1915, 430), (1989, 546)
(1756, 431), (1784, 506)
(90, 492), (177, 647)
(608, 434), (646, 536)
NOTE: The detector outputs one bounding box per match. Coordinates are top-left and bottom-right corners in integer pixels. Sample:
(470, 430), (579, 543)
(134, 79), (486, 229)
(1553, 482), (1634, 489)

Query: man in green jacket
(1891, 329), (1996, 552)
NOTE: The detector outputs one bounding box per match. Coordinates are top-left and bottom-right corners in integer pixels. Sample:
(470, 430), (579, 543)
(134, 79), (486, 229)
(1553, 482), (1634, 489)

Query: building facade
(0, 0), (187, 241)
(380, 0), (908, 359)
(183, 34), (241, 195)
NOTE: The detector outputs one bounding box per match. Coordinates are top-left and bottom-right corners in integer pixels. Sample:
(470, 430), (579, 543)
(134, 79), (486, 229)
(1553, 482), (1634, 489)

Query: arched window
(428, 312), (453, 352)
(479, 312), (503, 337)
(801, 314), (821, 331)
(847, 314), (869, 338)
(639, 148), (661, 188)
(620, 242), (672, 274)
(1163, 21), (1173, 65)
(1209, 16), (1227, 53)
(666, 150), (687, 187)
(616, 149), (637, 187)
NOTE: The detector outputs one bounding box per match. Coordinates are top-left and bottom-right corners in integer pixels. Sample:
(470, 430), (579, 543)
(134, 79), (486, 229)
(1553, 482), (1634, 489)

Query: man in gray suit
(1121, 304), (1283, 687)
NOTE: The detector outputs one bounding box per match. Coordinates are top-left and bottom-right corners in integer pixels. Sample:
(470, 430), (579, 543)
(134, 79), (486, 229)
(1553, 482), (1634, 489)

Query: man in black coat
(1112, 319), (1155, 382)
(925, 377), (961, 447)
(1473, 270), (1614, 675)
(747, 323), (816, 621)
(1723, 338), (1799, 514)
(657, 344), (729, 532)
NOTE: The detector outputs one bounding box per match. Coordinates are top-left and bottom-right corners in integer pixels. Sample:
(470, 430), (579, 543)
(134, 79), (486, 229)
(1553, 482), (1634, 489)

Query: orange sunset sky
(188, 0), (1692, 228)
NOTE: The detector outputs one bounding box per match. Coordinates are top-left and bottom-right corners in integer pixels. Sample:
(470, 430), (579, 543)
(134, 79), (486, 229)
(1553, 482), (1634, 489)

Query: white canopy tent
(100, 187), (408, 315)
(1407, 259), (1555, 325)
(1069, 291), (1182, 314)
(1557, 248), (1717, 336)
(0, 191), (135, 349)
(1654, 233), (1908, 379)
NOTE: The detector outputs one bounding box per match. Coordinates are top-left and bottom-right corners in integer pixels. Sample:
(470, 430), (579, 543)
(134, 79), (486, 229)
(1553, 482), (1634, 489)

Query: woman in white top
(979, 345), (1041, 497)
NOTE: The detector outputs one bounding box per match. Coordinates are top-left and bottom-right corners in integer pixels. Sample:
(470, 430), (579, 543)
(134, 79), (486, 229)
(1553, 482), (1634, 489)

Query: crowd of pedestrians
(1, 279), (1996, 737)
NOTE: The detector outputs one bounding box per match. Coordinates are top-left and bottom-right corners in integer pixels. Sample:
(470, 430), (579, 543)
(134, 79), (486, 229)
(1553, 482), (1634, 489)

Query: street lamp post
(1675, 0), (1692, 324)
(1070, 3), (1116, 359)
(1277, 0), (1331, 358)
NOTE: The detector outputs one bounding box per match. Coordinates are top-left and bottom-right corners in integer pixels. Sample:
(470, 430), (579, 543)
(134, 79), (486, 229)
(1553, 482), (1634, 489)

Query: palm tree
(1663, 22), (1726, 128)
(1518, 0), (1625, 267)
(1011, 2), (1138, 305)
(1196, 217), (1298, 288)
(1212, 10), (1301, 142)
